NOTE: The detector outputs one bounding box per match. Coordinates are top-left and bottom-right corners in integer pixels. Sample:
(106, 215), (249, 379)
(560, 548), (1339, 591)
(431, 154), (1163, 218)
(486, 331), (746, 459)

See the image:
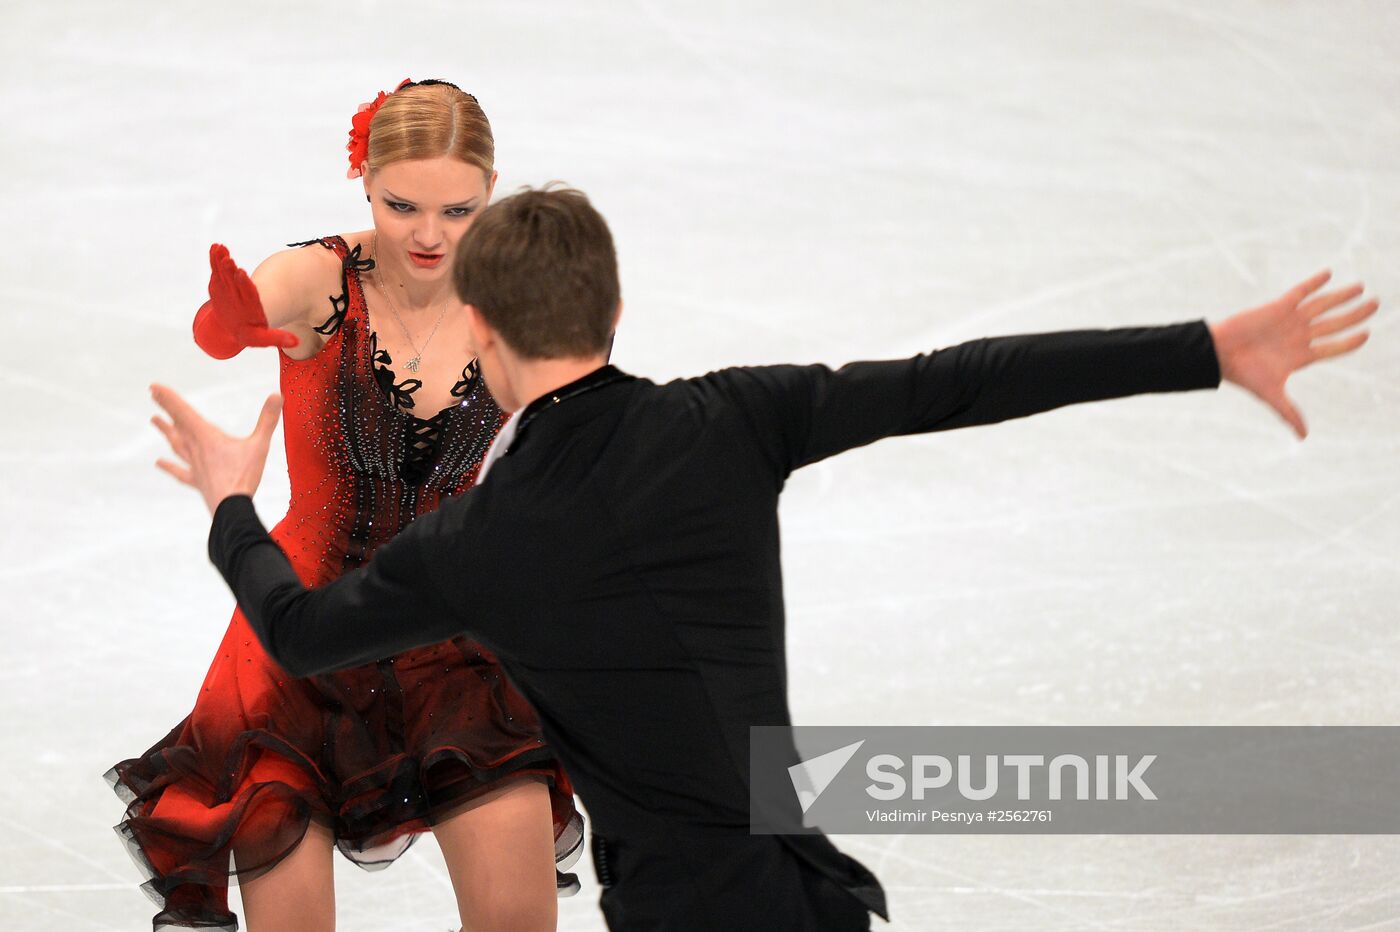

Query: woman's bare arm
(245, 244), (344, 359)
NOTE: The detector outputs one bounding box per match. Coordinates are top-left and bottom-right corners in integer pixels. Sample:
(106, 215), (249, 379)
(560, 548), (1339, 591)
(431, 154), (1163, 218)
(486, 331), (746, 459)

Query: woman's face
(363, 156), (496, 281)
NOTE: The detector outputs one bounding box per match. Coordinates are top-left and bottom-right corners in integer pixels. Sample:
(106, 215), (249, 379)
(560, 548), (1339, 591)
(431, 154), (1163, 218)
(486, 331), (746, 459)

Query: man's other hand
(1210, 270), (1378, 439)
(150, 385), (283, 514)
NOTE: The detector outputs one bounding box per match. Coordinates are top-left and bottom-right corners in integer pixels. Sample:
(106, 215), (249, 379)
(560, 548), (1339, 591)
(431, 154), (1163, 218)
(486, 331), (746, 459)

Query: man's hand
(150, 385), (283, 514)
(1210, 270), (1378, 439)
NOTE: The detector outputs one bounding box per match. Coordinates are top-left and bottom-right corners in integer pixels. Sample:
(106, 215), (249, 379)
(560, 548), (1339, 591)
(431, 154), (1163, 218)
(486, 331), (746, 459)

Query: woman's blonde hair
(366, 80), (494, 177)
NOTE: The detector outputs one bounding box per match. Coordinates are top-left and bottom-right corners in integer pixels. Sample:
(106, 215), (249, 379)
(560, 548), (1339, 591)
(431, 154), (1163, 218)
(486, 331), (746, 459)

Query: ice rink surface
(3, 0), (1399, 928)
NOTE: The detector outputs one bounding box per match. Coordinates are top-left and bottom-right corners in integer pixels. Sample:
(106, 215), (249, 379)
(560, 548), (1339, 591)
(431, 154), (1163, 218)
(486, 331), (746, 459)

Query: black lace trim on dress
(314, 291), (350, 337)
(374, 354), (484, 484)
(288, 237), (376, 337)
(371, 357), (486, 484)
(401, 410), (455, 484)
(342, 241), (375, 274)
(451, 359), (482, 398)
(358, 292), (478, 483)
(368, 332), (423, 409)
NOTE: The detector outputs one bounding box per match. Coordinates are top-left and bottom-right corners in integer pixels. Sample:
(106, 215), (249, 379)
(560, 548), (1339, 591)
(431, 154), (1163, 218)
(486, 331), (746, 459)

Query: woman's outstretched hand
(192, 244), (300, 358)
(150, 385), (283, 515)
(1209, 270), (1378, 439)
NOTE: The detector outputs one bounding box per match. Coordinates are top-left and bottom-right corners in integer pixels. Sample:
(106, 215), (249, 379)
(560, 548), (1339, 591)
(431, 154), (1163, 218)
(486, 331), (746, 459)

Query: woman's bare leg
(238, 817), (336, 932)
(433, 775), (558, 932)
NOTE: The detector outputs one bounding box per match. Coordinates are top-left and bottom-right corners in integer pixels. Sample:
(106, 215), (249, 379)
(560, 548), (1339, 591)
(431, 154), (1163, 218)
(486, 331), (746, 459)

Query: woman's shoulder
(281, 231), (372, 267)
(336, 229), (373, 256)
(245, 233), (370, 340)
(286, 230), (373, 254)
(256, 232), (371, 291)
(257, 236), (338, 278)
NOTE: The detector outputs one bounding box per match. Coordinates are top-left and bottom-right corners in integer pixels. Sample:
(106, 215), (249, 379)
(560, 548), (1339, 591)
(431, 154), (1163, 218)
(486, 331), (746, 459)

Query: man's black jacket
(210, 322), (1220, 928)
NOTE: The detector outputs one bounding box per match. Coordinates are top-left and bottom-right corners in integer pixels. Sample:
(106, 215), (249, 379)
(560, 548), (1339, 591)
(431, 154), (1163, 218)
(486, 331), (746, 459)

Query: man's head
(453, 184), (620, 369)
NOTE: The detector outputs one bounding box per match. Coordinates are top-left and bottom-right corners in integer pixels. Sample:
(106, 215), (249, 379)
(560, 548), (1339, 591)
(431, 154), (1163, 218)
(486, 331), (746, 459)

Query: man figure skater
(149, 185), (1376, 930)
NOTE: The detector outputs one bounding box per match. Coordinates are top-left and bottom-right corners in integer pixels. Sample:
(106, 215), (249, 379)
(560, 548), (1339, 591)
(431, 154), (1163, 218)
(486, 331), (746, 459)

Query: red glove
(192, 244), (300, 359)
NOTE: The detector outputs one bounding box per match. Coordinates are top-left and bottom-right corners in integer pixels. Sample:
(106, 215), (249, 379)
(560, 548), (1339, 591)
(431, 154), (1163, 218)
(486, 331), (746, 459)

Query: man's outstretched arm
(716, 271), (1376, 475)
(209, 494), (469, 677)
(148, 384), (477, 677)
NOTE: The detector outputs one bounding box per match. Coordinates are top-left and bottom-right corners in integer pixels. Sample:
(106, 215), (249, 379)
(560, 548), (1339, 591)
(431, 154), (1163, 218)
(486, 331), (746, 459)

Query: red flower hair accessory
(346, 78), (413, 179)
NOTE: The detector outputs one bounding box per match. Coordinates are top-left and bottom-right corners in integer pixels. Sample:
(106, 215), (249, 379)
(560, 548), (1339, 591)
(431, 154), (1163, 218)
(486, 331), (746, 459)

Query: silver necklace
(371, 233), (449, 373)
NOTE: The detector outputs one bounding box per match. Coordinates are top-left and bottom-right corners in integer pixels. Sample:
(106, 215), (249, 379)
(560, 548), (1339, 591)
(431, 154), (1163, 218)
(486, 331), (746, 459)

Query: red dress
(107, 236), (584, 930)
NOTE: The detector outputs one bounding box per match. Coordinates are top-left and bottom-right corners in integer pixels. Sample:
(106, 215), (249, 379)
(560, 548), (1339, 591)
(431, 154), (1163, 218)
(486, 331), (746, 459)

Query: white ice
(3, 1), (1399, 929)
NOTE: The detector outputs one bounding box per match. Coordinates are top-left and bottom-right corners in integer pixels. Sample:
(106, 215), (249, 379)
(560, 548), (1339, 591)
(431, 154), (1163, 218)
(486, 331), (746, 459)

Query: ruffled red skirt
(107, 605), (583, 930)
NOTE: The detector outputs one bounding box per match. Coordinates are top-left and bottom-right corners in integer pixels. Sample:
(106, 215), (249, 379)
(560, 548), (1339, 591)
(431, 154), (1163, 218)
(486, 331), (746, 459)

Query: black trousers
(592, 832), (873, 931)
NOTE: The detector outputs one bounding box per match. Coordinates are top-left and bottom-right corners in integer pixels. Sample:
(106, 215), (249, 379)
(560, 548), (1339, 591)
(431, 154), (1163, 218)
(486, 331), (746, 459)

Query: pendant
(405, 355), (421, 372)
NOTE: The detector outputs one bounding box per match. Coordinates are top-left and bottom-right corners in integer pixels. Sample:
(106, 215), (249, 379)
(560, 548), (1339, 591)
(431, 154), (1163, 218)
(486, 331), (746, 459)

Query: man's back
(431, 366), (885, 926)
(214, 322), (1220, 928)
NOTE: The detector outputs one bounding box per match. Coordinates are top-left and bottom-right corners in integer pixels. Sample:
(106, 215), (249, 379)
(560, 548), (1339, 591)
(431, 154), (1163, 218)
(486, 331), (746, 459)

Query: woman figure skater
(107, 79), (583, 932)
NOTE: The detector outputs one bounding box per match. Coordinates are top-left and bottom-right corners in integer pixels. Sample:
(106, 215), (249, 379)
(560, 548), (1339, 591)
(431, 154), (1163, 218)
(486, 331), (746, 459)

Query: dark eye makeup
(382, 198), (475, 218)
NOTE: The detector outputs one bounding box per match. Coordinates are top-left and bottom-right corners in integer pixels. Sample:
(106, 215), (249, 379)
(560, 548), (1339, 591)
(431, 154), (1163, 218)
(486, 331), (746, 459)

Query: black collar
(509, 364), (632, 452)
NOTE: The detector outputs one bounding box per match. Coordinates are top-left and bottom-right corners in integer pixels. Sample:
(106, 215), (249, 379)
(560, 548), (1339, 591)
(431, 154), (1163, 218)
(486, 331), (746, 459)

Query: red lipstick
(409, 251), (444, 269)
